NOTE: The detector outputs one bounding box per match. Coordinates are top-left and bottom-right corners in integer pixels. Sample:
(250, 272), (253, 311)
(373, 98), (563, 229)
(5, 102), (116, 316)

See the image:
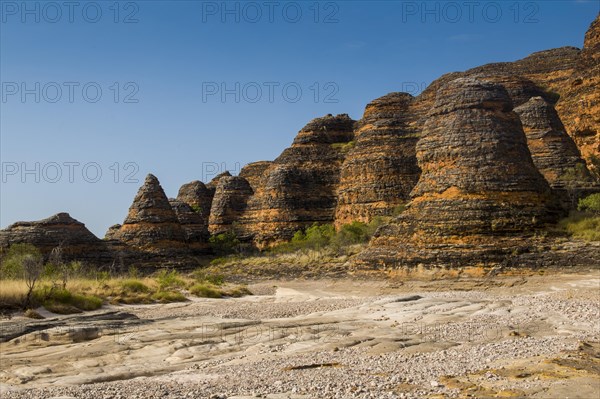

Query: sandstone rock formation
(514, 96), (598, 208)
(106, 174), (188, 254)
(555, 14), (600, 173)
(357, 78), (559, 268)
(238, 161), (272, 190)
(169, 199), (210, 254)
(334, 93), (421, 227)
(206, 171), (232, 193)
(4, 16), (599, 269)
(240, 114), (356, 247)
(176, 180), (213, 230)
(0, 213), (112, 265)
(208, 176), (253, 236)
(413, 15), (600, 170)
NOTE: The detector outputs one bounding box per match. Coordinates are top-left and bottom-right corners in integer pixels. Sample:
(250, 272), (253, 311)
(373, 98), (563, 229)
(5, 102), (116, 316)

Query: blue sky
(1, 0), (598, 236)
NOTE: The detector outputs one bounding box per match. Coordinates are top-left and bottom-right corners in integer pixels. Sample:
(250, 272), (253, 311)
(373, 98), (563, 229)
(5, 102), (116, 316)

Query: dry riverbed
(0, 272), (599, 399)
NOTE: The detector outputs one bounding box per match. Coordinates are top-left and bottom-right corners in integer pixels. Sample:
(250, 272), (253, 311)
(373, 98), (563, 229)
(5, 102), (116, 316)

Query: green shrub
(190, 204), (203, 214)
(151, 291), (187, 303)
(155, 269), (185, 291)
(224, 286), (252, 297)
(190, 283), (223, 298)
(40, 288), (103, 312)
(273, 218), (386, 254)
(578, 193), (600, 214)
(120, 279), (150, 293)
(0, 244), (42, 280)
(192, 270), (225, 286)
(43, 302), (81, 314)
(558, 212), (600, 241)
(392, 204), (407, 216)
(367, 216), (386, 233)
(293, 223), (335, 249)
(333, 221), (371, 246)
(43, 260), (81, 289)
(96, 271), (111, 284)
(46, 288), (72, 303)
(331, 141), (355, 154)
(71, 293), (103, 310)
(209, 232), (241, 255)
(209, 257), (231, 266)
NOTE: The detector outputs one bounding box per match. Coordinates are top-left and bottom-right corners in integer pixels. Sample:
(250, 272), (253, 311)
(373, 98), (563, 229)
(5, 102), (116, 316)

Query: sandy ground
(0, 272), (599, 398)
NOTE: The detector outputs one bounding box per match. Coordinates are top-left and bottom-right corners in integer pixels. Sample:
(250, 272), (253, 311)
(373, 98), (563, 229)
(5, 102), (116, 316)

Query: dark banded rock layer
(356, 78), (560, 269)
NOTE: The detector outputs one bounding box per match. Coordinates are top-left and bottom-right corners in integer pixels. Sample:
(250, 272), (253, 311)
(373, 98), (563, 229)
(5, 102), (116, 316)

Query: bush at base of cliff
(155, 269), (186, 291)
(209, 231), (241, 255)
(578, 193), (600, 214)
(273, 219), (384, 254)
(558, 211), (600, 241)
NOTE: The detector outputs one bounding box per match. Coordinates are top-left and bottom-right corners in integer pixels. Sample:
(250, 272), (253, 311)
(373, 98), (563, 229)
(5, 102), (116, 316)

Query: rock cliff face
(3, 16), (598, 269)
(105, 174), (211, 266)
(514, 96), (598, 208)
(334, 93), (421, 227)
(208, 176), (253, 235)
(356, 78), (559, 268)
(555, 14), (600, 173)
(240, 114), (356, 247)
(0, 213), (112, 265)
(106, 174), (188, 254)
(238, 161), (272, 190)
(176, 180), (213, 230)
(169, 199), (210, 254)
(413, 15), (600, 169)
(206, 171), (232, 193)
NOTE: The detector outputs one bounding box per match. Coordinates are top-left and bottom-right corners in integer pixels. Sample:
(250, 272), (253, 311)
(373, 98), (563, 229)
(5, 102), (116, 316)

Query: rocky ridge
(334, 93), (421, 227)
(355, 78), (561, 268)
(2, 15), (599, 269)
(0, 213), (113, 265)
(236, 113), (356, 248)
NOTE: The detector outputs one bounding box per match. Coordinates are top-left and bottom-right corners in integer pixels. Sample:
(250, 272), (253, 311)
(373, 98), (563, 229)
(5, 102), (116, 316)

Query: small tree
(209, 231), (241, 256)
(578, 193), (600, 214)
(48, 245), (67, 289)
(333, 221), (370, 246)
(562, 164), (593, 209)
(0, 244), (41, 280)
(23, 254), (43, 307)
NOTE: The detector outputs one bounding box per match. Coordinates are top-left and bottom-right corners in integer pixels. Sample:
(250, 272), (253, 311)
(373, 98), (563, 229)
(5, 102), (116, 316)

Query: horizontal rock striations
(208, 176), (253, 236)
(334, 93), (421, 227)
(514, 96), (599, 208)
(105, 174), (211, 267)
(4, 16), (599, 269)
(169, 199), (211, 254)
(240, 114), (356, 248)
(176, 180), (213, 231)
(238, 161), (272, 191)
(106, 174), (188, 253)
(414, 16), (600, 169)
(555, 14), (600, 174)
(0, 213), (113, 266)
(356, 78), (560, 269)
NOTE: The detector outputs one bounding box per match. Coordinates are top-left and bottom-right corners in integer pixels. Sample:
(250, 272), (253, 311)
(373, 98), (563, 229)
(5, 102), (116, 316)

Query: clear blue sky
(1, 0), (598, 236)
